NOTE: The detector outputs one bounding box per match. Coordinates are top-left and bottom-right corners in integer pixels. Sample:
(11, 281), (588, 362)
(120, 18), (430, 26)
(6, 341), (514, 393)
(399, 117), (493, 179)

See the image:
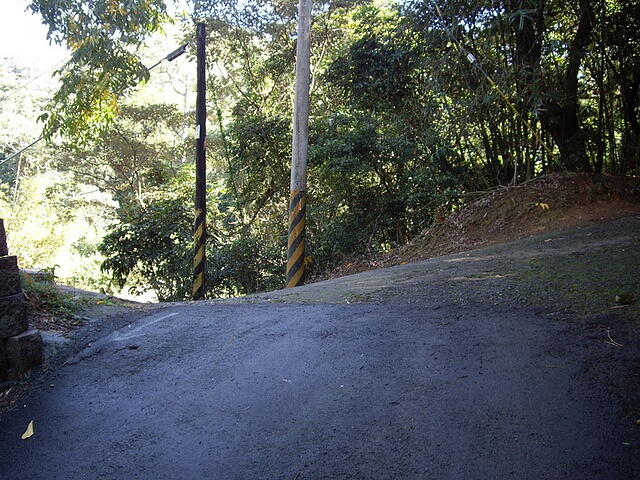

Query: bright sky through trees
(0, 1), (68, 68)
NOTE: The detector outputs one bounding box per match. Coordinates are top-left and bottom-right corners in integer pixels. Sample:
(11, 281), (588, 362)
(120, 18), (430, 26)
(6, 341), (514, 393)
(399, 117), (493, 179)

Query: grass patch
(20, 272), (91, 327)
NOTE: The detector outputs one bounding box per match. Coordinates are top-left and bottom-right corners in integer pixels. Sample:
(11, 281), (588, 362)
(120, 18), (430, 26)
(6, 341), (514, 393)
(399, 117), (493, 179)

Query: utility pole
(286, 0), (312, 288)
(193, 22), (207, 300)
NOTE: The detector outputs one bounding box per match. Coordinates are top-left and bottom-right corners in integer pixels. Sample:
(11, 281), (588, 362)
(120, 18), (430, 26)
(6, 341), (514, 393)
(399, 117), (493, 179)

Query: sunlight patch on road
(449, 274), (508, 281)
(444, 255), (495, 263)
(112, 312), (179, 342)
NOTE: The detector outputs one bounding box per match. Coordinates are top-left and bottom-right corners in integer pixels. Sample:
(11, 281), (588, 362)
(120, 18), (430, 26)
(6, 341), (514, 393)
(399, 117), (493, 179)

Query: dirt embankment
(390, 172), (640, 262)
(316, 172), (640, 278)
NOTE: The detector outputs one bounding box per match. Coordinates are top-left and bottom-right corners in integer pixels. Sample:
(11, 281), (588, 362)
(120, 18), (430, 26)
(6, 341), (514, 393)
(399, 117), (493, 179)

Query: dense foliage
(28, 0), (168, 145)
(2, 0), (637, 300)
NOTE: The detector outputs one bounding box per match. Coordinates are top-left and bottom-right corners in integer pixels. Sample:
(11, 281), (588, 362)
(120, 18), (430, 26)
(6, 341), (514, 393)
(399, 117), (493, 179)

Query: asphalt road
(1, 219), (640, 479)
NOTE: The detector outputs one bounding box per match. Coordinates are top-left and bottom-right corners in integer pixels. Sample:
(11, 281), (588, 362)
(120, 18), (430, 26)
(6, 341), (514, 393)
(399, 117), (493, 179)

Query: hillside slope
(321, 173), (640, 278)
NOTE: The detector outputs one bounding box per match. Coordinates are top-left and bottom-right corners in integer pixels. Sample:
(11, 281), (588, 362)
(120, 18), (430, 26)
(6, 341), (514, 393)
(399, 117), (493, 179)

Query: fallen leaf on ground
(21, 421), (34, 440)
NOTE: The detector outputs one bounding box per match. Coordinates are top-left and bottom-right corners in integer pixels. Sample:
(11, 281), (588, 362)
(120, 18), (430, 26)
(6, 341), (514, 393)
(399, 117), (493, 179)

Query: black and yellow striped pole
(287, 0), (312, 288)
(193, 22), (207, 300)
(287, 190), (306, 287)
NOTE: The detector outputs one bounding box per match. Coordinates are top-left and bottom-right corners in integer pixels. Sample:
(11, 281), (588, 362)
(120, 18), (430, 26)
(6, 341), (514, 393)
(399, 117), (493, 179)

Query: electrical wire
(0, 53), (71, 89)
(2, 43), (189, 163)
(21, 56), (69, 88)
(0, 136), (43, 165)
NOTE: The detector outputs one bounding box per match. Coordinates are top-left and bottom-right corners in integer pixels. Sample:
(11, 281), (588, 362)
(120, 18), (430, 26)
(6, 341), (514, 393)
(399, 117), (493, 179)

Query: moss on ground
(505, 246), (639, 319)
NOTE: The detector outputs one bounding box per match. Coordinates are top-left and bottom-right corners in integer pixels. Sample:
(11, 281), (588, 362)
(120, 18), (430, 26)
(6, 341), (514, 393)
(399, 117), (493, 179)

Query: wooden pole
(193, 22), (207, 300)
(286, 0), (312, 288)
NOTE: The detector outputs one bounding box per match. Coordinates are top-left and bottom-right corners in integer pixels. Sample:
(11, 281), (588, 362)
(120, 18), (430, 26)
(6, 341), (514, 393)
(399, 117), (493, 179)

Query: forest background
(0, 0), (638, 301)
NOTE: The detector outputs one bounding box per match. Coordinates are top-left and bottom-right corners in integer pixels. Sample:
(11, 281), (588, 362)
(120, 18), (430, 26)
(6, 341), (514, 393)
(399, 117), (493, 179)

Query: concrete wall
(0, 219), (43, 382)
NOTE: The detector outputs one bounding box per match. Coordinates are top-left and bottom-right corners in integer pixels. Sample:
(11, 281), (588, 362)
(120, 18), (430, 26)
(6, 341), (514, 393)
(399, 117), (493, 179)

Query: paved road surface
(1, 219), (639, 479)
(1, 301), (639, 479)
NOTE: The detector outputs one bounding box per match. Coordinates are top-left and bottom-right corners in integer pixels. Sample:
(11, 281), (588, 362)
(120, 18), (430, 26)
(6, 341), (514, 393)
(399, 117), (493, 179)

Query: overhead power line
(2, 43), (189, 161)
(148, 43), (189, 70)
(0, 136), (43, 165)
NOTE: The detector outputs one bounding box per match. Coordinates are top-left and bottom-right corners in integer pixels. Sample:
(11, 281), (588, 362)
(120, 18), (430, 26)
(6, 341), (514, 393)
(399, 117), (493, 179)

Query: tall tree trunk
(540, 0), (594, 171)
(620, 74), (640, 173)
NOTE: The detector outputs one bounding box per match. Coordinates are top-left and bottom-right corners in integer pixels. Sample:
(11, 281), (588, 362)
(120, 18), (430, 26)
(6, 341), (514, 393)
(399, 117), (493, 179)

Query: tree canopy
(4, 0), (637, 300)
(28, 0), (168, 145)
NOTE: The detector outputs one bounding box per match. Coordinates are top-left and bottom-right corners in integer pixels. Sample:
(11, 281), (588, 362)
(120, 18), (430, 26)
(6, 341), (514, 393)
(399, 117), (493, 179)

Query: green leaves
(29, 0), (168, 145)
(57, 102), (189, 213)
(99, 192), (194, 301)
(207, 236), (284, 297)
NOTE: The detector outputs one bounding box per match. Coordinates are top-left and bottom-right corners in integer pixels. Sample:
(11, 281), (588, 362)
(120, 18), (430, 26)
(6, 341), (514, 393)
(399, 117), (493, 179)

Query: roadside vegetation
(2, 0), (639, 301)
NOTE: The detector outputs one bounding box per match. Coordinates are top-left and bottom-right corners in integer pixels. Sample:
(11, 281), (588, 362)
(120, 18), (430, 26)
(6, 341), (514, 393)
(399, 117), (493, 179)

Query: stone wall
(0, 219), (43, 382)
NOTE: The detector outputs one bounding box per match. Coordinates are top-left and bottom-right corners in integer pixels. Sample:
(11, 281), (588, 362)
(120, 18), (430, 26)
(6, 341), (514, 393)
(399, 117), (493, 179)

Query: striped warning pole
(286, 191), (306, 287)
(193, 23), (207, 300)
(193, 207), (206, 299)
(286, 0), (312, 288)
